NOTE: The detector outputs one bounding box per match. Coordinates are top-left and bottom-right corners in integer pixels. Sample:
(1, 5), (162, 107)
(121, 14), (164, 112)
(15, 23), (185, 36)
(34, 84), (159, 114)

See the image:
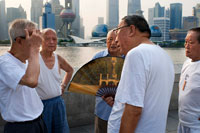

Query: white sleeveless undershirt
(36, 53), (62, 100)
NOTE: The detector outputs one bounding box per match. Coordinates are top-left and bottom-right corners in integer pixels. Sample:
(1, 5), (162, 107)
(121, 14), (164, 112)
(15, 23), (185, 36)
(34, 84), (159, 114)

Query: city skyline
(3, 0), (200, 38)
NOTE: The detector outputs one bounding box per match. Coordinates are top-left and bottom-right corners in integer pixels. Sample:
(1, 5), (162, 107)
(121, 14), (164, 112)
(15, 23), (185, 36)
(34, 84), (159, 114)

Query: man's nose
(115, 37), (119, 46)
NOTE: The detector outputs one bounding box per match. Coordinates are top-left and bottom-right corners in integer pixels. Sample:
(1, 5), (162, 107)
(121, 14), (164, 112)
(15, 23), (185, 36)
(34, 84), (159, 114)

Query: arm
(19, 29), (42, 88)
(58, 55), (74, 94)
(119, 104), (142, 133)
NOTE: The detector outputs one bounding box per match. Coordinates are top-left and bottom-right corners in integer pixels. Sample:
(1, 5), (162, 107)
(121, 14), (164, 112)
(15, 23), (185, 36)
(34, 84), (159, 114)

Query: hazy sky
(5, 0), (200, 38)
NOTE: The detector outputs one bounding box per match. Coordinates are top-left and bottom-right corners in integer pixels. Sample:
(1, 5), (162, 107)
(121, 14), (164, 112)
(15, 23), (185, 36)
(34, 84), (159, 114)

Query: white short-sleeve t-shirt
(179, 59), (200, 129)
(108, 44), (175, 133)
(0, 52), (43, 122)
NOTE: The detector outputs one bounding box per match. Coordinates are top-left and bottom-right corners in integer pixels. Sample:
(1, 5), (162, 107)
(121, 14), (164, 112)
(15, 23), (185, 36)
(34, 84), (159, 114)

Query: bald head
(42, 28), (56, 37)
(41, 28), (57, 52)
(106, 30), (121, 57)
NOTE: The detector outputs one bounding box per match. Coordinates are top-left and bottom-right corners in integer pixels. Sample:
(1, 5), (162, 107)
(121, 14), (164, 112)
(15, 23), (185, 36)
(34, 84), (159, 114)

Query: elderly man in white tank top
(36, 28), (73, 133)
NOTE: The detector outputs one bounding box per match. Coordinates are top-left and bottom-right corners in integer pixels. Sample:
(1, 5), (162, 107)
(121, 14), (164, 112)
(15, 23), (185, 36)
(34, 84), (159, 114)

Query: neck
(9, 45), (26, 63)
(192, 58), (200, 62)
(110, 52), (121, 57)
(132, 36), (154, 47)
(40, 50), (54, 58)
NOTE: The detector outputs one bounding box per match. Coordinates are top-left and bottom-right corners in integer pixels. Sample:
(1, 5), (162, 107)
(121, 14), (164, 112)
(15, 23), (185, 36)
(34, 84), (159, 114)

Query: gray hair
(188, 27), (200, 43)
(122, 15), (151, 38)
(9, 19), (37, 43)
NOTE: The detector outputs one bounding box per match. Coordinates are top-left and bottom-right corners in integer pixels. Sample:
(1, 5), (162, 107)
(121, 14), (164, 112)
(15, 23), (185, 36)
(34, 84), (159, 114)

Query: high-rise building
(154, 2), (165, 18)
(148, 8), (154, 26)
(170, 3), (182, 29)
(127, 0), (141, 15)
(80, 17), (85, 38)
(148, 2), (165, 26)
(165, 8), (170, 18)
(31, 0), (43, 25)
(40, 2), (55, 30)
(193, 3), (200, 27)
(153, 17), (170, 41)
(183, 16), (198, 30)
(0, 0), (7, 40)
(71, 0), (81, 37)
(98, 17), (104, 24)
(7, 5), (27, 24)
(50, 0), (65, 37)
(106, 0), (119, 30)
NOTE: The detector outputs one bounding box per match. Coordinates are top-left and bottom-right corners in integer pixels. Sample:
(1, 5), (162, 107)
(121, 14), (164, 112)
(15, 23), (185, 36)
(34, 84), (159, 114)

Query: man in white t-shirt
(0, 19), (47, 133)
(107, 15), (175, 133)
(178, 27), (200, 133)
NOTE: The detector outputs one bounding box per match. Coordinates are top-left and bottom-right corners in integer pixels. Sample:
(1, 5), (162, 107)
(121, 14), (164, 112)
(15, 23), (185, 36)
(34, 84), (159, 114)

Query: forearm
(20, 52), (40, 88)
(61, 71), (73, 87)
(119, 104), (142, 133)
(19, 29), (42, 88)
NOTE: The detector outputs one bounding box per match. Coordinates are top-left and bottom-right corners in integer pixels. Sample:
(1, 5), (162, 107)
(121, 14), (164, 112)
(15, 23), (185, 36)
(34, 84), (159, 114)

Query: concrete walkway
(70, 109), (179, 133)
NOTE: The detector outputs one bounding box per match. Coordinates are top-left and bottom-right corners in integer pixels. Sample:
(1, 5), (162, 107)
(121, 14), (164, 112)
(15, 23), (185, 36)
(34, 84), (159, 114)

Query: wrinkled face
(185, 31), (200, 62)
(107, 31), (120, 56)
(114, 20), (131, 55)
(42, 30), (57, 52)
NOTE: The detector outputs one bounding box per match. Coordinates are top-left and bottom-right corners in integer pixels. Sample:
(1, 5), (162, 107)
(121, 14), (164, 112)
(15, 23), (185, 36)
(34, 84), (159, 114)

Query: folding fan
(68, 57), (124, 98)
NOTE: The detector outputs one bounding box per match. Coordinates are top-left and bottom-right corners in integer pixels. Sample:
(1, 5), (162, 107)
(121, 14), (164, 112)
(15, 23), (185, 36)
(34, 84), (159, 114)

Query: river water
(0, 46), (187, 74)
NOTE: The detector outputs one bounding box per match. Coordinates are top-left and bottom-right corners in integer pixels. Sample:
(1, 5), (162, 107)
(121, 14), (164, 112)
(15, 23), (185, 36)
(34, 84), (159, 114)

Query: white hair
(42, 28), (57, 36)
(8, 19), (37, 44)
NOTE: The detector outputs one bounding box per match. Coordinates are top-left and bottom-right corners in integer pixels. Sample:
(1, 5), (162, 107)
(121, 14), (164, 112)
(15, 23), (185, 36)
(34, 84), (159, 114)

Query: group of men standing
(0, 14), (200, 133)
(0, 19), (73, 133)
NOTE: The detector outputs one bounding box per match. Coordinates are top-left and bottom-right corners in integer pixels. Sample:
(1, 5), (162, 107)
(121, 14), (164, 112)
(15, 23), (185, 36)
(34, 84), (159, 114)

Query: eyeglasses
(113, 25), (129, 34)
(14, 36), (26, 41)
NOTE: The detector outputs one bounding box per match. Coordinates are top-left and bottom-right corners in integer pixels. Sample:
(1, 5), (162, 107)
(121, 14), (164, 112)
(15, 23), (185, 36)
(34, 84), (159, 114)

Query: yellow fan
(68, 57), (124, 97)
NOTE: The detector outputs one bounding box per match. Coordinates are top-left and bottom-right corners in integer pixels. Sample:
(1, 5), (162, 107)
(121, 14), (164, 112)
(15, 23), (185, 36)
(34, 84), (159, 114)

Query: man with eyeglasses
(92, 30), (124, 133)
(178, 27), (200, 133)
(0, 19), (47, 133)
(108, 15), (175, 133)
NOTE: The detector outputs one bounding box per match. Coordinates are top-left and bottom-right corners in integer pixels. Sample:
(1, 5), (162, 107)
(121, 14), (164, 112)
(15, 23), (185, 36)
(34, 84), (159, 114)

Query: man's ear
(15, 37), (23, 45)
(128, 25), (136, 37)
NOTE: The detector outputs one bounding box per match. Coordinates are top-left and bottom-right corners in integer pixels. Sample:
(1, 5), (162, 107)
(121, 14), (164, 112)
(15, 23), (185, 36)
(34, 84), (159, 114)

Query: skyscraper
(50, 0), (65, 37)
(127, 0), (141, 15)
(0, 0), (7, 40)
(148, 2), (165, 26)
(154, 2), (165, 18)
(71, 0), (81, 37)
(148, 8), (154, 26)
(40, 2), (55, 30)
(31, 0), (43, 25)
(193, 4), (200, 27)
(80, 17), (85, 38)
(7, 5), (27, 24)
(170, 3), (182, 29)
(106, 0), (119, 30)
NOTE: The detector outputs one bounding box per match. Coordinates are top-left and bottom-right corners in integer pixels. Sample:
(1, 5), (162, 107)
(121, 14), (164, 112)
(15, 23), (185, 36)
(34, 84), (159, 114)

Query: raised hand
(24, 29), (43, 55)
